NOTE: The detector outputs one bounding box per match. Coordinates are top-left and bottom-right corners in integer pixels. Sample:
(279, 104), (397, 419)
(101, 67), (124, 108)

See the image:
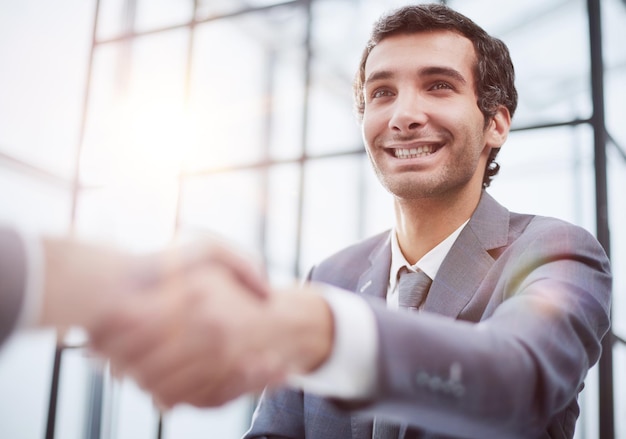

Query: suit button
(415, 371), (430, 387)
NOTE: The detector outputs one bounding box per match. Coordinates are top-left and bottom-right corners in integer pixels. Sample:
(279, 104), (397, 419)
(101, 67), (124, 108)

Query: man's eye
(372, 89), (393, 99)
(431, 82), (453, 91)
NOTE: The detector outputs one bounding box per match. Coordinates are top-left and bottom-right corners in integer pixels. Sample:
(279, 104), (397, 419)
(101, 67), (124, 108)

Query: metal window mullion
(586, 1), (614, 439)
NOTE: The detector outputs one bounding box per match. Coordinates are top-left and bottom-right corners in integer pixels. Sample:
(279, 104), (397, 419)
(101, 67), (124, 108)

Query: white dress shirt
(291, 220), (469, 399)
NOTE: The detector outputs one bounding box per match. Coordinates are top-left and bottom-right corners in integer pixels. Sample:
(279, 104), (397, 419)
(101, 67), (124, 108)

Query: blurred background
(0, 0), (624, 438)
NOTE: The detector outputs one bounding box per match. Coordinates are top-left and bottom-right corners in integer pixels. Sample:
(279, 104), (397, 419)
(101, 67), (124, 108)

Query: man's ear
(486, 105), (511, 149)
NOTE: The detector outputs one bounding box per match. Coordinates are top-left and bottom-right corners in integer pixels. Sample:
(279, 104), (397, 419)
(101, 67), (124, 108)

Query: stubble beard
(365, 125), (488, 202)
(371, 155), (480, 202)
(377, 167), (450, 200)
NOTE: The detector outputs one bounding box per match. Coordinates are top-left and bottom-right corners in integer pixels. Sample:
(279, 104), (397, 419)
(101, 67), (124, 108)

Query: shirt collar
(389, 219), (469, 292)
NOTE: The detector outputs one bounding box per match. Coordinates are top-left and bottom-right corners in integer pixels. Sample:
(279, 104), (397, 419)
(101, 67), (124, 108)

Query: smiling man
(241, 4), (611, 439)
(360, 29), (510, 265)
(97, 4), (612, 439)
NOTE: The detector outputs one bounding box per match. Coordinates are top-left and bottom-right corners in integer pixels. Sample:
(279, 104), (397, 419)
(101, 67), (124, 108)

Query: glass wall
(0, 0), (624, 438)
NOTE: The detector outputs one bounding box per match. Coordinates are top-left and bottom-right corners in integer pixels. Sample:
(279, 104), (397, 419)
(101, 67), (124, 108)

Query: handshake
(39, 236), (334, 410)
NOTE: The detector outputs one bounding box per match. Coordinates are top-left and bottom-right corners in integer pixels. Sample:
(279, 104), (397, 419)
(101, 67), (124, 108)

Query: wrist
(41, 238), (137, 329)
(270, 287), (334, 375)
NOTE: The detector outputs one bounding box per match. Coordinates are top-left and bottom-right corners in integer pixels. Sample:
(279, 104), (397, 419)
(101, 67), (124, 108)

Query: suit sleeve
(244, 385), (356, 439)
(242, 387), (306, 439)
(0, 227), (29, 346)
(358, 221), (611, 438)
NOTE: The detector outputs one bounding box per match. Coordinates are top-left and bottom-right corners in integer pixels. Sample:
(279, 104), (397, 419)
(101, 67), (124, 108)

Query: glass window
(608, 146), (626, 338)
(135, 0), (193, 33)
(300, 156), (362, 274)
(0, 331), (57, 439)
(109, 379), (159, 439)
(179, 169), (264, 251)
(0, 167), (72, 233)
(490, 125), (596, 229)
(0, 0), (92, 179)
(615, 342), (626, 438)
(163, 398), (254, 439)
(187, 6), (307, 170)
(81, 30), (189, 188)
(265, 163), (301, 283)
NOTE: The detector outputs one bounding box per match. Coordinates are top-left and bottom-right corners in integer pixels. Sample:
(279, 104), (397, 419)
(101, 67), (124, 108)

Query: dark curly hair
(353, 4), (518, 187)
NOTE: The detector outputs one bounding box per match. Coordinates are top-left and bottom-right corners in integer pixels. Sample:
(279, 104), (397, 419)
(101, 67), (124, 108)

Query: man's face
(361, 30), (502, 201)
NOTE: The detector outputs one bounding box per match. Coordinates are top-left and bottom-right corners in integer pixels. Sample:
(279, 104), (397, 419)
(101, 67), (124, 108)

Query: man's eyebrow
(364, 70), (394, 87)
(364, 66), (467, 87)
(420, 66), (467, 84)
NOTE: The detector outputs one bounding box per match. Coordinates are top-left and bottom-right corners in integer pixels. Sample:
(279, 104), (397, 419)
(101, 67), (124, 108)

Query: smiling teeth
(394, 145), (435, 159)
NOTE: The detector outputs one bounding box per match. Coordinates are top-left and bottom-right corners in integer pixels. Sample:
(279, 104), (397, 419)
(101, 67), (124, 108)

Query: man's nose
(388, 93), (428, 132)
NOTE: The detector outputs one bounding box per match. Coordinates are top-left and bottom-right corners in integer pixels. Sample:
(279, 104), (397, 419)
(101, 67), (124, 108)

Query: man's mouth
(392, 144), (440, 159)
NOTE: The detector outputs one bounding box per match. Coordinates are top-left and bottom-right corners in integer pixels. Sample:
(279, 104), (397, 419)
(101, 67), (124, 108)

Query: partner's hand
(89, 266), (333, 409)
(39, 236), (269, 331)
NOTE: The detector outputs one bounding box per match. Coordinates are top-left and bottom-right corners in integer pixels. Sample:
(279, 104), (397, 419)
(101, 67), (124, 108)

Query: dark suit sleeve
(0, 227), (29, 346)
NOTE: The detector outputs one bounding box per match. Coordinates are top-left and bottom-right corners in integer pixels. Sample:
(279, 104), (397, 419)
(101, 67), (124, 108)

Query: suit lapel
(349, 235), (391, 439)
(346, 193), (510, 438)
(355, 233), (392, 301)
(424, 192), (510, 317)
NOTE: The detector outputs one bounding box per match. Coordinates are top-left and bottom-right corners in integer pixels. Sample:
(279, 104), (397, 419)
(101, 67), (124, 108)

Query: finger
(88, 289), (181, 370)
(113, 268), (225, 394)
(124, 325), (203, 394)
(134, 270), (247, 406)
(137, 239), (270, 300)
(153, 337), (288, 408)
(184, 357), (288, 408)
(148, 357), (222, 408)
(177, 238), (270, 299)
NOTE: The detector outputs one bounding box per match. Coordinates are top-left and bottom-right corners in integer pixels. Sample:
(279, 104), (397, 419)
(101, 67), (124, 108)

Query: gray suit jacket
(244, 192), (612, 439)
(0, 227), (28, 346)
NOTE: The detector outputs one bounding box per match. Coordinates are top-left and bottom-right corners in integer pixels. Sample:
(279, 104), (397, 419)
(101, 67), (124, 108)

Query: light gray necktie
(398, 266), (432, 310)
(373, 267), (432, 439)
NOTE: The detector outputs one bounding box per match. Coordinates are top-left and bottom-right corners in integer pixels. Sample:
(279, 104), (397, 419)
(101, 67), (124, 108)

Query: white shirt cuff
(15, 230), (45, 329)
(288, 285), (378, 400)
